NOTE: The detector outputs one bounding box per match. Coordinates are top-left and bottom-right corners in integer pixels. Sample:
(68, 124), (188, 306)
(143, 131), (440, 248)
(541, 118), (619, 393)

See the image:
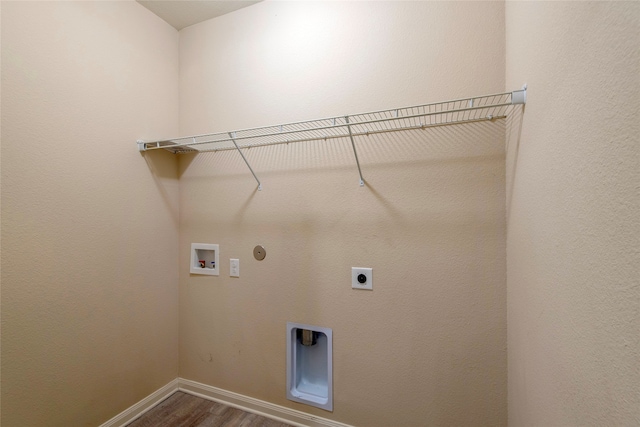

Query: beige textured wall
(506, 2), (640, 426)
(179, 2), (507, 425)
(1, 2), (180, 426)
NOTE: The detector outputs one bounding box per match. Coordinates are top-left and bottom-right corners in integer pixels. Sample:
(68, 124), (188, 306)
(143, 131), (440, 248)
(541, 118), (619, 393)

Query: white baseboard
(98, 376), (352, 427)
(98, 378), (179, 427)
(178, 378), (352, 427)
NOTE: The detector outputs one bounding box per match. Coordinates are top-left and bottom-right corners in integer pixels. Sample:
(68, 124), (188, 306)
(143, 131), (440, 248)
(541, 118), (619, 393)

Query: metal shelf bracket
(511, 85), (527, 105)
(345, 116), (365, 187)
(229, 132), (262, 191)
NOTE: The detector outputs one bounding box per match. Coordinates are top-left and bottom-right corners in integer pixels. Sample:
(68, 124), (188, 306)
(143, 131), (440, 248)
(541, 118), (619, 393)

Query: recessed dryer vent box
(190, 243), (219, 276)
(286, 322), (333, 411)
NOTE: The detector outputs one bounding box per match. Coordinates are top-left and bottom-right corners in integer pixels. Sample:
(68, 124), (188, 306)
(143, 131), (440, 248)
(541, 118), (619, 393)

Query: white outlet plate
(230, 258), (239, 277)
(352, 267), (372, 290)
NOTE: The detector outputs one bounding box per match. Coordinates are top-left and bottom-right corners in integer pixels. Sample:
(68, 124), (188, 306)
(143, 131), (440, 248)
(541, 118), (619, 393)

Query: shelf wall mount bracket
(511, 85), (527, 105)
(229, 132), (262, 191)
(345, 115), (365, 187)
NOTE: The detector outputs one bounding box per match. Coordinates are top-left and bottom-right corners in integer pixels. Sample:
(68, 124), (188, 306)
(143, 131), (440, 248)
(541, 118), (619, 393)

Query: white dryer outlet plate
(352, 267), (372, 290)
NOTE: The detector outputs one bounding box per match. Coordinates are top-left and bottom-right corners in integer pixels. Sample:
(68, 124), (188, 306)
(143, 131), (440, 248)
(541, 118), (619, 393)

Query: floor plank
(126, 391), (295, 427)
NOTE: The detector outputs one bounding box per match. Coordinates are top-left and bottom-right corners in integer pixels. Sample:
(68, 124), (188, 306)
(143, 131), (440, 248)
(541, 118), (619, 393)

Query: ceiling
(136, 1), (262, 31)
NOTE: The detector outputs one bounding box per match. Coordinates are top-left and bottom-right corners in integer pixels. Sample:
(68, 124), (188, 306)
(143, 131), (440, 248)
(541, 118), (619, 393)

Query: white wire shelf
(138, 88), (526, 190)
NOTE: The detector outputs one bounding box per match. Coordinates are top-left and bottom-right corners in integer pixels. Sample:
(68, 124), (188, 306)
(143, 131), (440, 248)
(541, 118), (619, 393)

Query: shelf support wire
(229, 132), (262, 191)
(345, 116), (365, 187)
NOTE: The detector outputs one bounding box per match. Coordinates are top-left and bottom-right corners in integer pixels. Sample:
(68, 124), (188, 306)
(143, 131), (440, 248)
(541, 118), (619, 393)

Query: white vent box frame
(286, 322), (333, 412)
(190, 243), (219, 276)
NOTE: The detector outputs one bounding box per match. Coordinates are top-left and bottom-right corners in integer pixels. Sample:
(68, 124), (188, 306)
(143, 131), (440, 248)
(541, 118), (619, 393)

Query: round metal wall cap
(253, 245), (266, 261)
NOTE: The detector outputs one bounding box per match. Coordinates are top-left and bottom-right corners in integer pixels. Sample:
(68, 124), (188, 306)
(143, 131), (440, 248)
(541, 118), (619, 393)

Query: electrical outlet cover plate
(352, 267), (372, 290)
(230, 258), (239, 277)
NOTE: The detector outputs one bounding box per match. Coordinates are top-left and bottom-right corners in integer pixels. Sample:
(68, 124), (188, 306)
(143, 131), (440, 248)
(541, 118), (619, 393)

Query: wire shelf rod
(140, 90), (520, 148)
(137, 87), (527, 193)
(184, 114), (508, 153)
(140, 111), (508, 153)
(141, 102), (513, 152)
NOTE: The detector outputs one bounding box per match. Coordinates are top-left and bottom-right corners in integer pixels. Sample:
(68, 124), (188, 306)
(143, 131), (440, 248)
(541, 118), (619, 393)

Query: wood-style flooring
(126, 391), (295, 427)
